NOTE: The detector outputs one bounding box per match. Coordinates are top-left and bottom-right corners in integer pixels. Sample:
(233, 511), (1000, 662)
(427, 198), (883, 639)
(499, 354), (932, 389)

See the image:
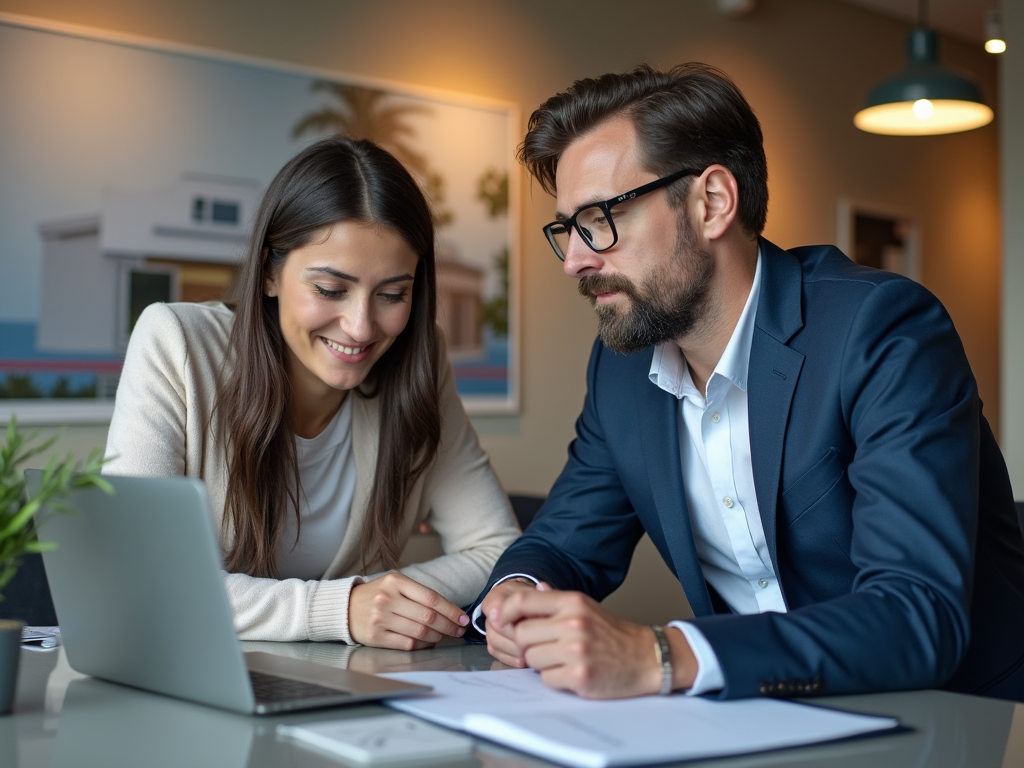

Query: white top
(278, 395), (356, 580)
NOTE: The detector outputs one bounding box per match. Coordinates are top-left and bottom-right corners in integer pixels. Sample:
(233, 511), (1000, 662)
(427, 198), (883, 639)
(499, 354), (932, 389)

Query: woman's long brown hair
(219, 137), (440, 577)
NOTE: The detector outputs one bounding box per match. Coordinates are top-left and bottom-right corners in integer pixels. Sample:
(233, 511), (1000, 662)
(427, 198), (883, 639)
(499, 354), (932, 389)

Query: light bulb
(985, 10), (1005, 54)
(913, 99), (934, 121)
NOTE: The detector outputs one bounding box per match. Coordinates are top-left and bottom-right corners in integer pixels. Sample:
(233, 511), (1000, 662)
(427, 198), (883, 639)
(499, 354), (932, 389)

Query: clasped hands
(481, 579), (699, 699)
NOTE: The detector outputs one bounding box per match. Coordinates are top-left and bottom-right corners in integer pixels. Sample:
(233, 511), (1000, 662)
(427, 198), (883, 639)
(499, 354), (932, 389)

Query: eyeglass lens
(549, 204), (616, 260)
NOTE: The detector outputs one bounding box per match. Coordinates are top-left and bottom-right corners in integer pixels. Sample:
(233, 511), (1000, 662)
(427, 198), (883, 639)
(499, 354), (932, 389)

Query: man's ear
(695, 165), (740, 241)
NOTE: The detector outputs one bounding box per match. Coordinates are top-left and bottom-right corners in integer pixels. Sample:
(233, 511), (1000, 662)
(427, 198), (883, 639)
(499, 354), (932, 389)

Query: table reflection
(8, 642), (1023, 768)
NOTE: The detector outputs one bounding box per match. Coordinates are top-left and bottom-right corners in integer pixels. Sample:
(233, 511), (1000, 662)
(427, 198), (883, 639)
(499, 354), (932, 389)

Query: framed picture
(0, 13), (519, 424)
(836, 198), (920, 282)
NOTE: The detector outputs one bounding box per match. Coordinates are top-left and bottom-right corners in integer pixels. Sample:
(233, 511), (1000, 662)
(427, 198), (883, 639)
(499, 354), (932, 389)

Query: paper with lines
(383, 669), (898, 768)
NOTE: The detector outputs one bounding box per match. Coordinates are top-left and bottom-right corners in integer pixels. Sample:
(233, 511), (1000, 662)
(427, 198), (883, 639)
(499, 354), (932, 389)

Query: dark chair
(508, 494), (546, 531)
(0, 553), (58, 626)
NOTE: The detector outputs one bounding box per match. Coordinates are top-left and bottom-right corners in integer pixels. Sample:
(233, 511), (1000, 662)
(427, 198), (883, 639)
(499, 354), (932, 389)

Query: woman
(104, 137), (520, 650)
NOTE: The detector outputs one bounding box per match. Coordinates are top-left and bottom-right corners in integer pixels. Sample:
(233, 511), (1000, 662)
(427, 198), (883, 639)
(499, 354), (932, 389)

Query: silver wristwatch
(650, 624), (673, 695)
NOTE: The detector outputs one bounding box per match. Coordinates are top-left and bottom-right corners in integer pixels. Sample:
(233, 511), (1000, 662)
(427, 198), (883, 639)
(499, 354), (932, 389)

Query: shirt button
(758, 578), (769, 588)
(710, 412), (720, 423)
(723, 497), (734, 508)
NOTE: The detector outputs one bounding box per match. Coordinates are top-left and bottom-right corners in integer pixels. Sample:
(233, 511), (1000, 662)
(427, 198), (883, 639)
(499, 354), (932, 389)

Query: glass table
(4, 638), (1023, 767)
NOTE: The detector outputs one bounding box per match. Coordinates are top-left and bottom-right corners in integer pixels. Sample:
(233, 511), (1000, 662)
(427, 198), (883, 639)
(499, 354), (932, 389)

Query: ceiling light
(854, 25), (993, 136)
(985, 9), (1006, 54)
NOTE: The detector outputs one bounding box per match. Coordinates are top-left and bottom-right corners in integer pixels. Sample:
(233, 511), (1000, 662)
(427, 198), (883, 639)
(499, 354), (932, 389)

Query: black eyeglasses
(542, 168), (705, 261)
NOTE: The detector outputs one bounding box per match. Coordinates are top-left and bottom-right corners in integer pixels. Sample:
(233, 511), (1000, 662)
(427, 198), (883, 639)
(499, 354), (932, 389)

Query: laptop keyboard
(249, 670), (347, 704)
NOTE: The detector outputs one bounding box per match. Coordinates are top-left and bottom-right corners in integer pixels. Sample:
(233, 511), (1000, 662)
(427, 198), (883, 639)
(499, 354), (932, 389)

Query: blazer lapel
(748, 240), (806, 579)
(636, 368), (715, 616)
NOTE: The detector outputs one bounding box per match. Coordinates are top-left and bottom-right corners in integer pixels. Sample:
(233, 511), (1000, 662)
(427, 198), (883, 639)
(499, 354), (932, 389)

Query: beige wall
(2, 0), (1002, 500)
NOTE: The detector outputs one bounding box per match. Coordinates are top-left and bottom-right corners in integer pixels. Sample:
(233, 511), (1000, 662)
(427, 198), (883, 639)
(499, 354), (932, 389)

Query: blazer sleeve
(396, 355), (522, 609)
(467, 339), (648, 625)
(692, 277), (979, 698)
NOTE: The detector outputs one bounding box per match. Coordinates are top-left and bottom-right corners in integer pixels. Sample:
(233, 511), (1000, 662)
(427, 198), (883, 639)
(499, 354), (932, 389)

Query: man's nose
(562, 229), (604, 278)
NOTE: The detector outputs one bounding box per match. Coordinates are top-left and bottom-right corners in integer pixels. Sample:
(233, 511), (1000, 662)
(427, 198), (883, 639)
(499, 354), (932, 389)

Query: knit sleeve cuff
(307, 576), (363, 643)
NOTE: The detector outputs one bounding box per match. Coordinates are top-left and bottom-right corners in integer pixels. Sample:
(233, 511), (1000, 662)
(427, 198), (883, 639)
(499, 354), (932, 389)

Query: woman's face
(265, 221), (418, 406)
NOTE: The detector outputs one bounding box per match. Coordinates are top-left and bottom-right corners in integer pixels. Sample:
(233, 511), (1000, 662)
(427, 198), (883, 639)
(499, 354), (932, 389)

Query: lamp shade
(855, 28), (993, 136)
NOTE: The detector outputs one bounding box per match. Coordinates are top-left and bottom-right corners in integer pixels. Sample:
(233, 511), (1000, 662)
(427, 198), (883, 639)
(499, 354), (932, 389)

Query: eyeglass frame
(542, 167), (706, 262)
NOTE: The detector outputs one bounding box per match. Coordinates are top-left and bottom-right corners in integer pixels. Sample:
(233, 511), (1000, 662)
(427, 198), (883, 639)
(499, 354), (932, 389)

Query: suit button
(759, 683), (771, 695)
(776, 682), (788, 694)
(812, 678), (823, 692)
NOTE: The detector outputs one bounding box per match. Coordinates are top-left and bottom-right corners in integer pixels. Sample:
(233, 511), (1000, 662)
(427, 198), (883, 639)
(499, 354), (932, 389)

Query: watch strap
(651, 624), (673, 695)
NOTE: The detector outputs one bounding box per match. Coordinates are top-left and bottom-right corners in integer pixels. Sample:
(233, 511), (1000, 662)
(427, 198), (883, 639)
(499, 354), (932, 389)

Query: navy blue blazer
(477, 239), (1024, 700)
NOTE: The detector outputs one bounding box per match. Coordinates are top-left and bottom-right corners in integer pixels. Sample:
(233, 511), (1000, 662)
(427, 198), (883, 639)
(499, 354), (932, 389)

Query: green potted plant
(0, 416), (109, 715)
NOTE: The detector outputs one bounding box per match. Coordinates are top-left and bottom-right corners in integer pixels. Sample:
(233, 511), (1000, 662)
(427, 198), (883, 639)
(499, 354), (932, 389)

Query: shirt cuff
(668, 620), (724, 695)
(470, 573), (539, 634)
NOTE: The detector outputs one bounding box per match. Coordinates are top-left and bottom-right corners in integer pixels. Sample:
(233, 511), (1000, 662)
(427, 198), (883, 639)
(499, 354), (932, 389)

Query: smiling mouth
(321, 337), (372, 356)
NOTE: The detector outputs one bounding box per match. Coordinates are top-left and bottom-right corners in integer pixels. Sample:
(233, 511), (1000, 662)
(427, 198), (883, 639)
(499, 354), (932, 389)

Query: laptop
(25, 470), (431, 715)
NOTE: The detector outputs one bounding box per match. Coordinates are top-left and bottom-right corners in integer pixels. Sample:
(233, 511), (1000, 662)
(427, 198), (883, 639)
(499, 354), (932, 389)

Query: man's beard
(578, 215), (715, 354)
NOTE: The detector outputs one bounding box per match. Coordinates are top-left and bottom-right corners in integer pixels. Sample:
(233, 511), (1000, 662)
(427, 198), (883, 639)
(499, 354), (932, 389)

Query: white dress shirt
(650, 251), (787, 694)
(475, 252), (784, 695)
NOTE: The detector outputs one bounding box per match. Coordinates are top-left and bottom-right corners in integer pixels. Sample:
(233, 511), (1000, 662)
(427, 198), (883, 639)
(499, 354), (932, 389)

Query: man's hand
(349, 573), (469, 650)
(488, 585), (698, 699)
(480, 578), (539, 667)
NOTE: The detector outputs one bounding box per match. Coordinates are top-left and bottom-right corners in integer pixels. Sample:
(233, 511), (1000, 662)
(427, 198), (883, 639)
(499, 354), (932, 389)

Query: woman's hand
(348, 572), (470, 650)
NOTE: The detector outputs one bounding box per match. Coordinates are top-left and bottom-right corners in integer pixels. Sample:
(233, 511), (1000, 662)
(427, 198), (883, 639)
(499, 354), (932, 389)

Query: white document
(382, 669), (899, 768)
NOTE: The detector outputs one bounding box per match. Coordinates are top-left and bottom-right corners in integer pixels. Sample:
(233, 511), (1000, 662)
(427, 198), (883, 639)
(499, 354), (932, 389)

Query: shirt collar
(649, 248), (762, 400)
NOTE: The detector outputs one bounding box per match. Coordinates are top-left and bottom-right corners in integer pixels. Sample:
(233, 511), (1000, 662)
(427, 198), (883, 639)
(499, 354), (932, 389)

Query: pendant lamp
(854, 3), (993, 136)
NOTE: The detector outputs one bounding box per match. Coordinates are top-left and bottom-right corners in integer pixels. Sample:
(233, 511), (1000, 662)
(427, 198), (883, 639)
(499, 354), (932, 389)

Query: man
(473, 63), (1024, 701)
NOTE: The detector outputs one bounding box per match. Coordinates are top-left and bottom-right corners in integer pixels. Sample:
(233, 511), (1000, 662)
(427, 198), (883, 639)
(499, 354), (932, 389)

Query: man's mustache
(578, 274), (638, 301)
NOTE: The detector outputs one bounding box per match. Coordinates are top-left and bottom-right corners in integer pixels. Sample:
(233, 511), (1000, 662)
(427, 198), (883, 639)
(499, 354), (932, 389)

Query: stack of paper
(381, 669), (899, 768)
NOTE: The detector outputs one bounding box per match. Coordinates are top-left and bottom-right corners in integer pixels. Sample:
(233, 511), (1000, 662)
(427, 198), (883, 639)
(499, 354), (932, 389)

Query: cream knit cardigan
(104, 302), (520, 644)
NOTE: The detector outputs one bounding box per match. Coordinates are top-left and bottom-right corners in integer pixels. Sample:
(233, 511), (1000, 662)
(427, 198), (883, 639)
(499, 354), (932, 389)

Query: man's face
(554, 116), (715, 353)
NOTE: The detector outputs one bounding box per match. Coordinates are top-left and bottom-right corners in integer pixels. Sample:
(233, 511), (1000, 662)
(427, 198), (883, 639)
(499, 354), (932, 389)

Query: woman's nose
(340, 296), (373, 341)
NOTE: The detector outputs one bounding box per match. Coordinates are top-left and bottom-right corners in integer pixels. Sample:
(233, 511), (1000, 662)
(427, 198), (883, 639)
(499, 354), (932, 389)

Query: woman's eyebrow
(306, 266), (414, 284)
(307, 266), (358, 281)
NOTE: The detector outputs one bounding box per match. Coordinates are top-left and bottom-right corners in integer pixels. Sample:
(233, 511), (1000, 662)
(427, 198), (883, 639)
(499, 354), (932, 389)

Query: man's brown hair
(519, 63), (769, 236)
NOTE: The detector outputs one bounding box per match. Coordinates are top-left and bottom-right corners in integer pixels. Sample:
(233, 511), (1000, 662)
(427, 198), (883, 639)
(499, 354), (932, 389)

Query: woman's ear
(264, 274), (279, 298)
(263, 249), (279, 297)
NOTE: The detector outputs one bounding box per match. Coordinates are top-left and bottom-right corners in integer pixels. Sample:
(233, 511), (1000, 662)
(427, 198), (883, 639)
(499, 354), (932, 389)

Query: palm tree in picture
(293, 81), (453, 226)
